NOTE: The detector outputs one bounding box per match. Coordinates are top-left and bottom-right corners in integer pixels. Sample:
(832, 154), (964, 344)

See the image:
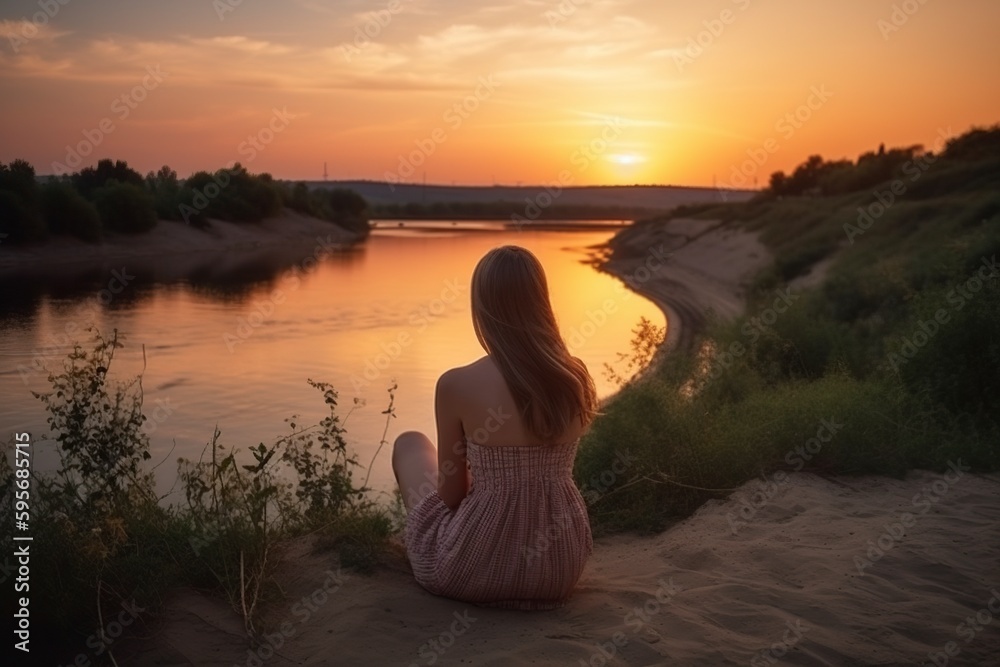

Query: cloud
(193, 35), (294, 55)
(0, 0), (678, 98)
(0, 18), (72, 59)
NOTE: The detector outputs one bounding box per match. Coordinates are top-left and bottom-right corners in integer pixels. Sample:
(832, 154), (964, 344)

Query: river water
(0, 221), (664, 499)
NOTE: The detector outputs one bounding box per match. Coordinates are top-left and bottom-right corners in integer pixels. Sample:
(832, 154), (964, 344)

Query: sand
(114, 217), (1000, 666)
(120, 470), (1000, 666)
(598, 217), (771, 354)
(0, 210), (362, 282)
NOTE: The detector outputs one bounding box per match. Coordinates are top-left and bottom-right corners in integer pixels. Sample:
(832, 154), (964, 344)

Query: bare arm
(435, 370), (469, 510)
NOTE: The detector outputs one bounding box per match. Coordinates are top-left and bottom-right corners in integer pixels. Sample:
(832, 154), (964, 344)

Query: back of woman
(392, 245), (598, 609)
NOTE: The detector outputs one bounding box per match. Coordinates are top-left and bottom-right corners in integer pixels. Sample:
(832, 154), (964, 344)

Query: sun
(603, 153), (649, 183)
(607, 153), (646, 166)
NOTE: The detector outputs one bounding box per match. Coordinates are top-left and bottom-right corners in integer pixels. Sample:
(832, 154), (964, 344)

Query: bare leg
(392, 431), (437, 512)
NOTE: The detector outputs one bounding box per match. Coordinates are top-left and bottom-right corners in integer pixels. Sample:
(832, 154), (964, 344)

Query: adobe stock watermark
(341, 0), (411, 61)
(402, 405), (512, 510)
(705, 287), (800, 381)
(522, 450), (635, 565)
(881, 255), (997, 372)
(141, 397), (176, 436)
(608, 242), (672, 292)
(878, 0), (933, 40)
(384, 76), (500, 190)
(726, 417), (843, 535)
(213, 0), (245, 20)
(406, 609), (477, 667)
(237, 568), (349, 667)
(511, 116), (628, 229)
(716, 85), (833, 197)
(223, 235), (342, 352)
(577, 577), (682, 666)
(750, 618), (809, 666)
(51, 66), (168, 175)
(921, 588), (1000, 667)
(563, 243), (672, 358)
(853, 460), (970, 576)
(5, 0), (72, 54)
(543, 0), (586, 28)
(179, 106), (295, 224)
(187, 513), (226, 557)
(842, 127), (951, 244)
(350, 278), (464, 393)
(566, 245), (670, 354)
(54, 599), (146, 665)
(510, 173), (573, 230)
(673, 0), (752, 72)
(16, 268), (136, 384)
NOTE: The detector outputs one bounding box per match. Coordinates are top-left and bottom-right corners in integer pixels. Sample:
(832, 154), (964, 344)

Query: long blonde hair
(471, 245), (598, 441)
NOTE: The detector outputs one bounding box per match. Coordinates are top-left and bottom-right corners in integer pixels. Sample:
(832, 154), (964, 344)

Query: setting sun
(608, 153), (647, 166)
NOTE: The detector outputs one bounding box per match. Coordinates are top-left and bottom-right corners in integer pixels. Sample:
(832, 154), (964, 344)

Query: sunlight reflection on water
(0, 225), (664, 499)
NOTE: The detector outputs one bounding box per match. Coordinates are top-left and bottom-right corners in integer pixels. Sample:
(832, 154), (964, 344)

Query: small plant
(12, 329), (400, 661)
(281, 380), (366, 522)
(603, 316), (667, 387)
(23, 330), (175, 660)
(33, 329), (154, 507)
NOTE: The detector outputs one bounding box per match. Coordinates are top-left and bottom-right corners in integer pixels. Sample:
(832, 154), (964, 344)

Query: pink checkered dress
(404, 440), (593, 609)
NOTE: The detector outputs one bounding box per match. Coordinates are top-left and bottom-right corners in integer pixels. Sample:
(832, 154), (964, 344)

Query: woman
(392, 245), (598, 609)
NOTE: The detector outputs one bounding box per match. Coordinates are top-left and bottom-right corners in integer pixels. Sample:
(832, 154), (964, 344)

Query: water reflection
(0, 225), (664, 497)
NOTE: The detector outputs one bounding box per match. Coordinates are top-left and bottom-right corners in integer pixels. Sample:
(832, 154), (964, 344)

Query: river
(0, 221), (664, 500)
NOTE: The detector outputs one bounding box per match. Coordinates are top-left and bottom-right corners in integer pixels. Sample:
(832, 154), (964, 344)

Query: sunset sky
(1, 0), (997, 186)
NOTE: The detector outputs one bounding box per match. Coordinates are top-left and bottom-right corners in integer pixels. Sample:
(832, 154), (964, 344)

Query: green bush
(146, 165), (181, 218)
(73, 158), (144, 198)
(184, 164), (282, 223)
(0, 159), (45, 243)
(0, 190), (45, 243)
(40, 181), (102, 242)
(92, 181), (157, 234)
(272, 181), (371, 235)
(894, 278), (1000, 434)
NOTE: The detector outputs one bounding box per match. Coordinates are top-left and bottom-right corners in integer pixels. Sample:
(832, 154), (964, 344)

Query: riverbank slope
(0, 209), (363, 282)
(115, 216), (1000, 666)
(597, 217), (771, 354)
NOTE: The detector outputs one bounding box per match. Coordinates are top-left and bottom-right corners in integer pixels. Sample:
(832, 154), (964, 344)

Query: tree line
(764, 125), (1000, 197)
(0, 158), (371, 245)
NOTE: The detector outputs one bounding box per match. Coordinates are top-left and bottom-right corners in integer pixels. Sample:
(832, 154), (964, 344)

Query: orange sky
(1, 0), (997, 186)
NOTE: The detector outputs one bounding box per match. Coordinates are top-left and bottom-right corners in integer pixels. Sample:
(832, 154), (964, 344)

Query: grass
(577, 137), (1000, 534)
(1, 329), (396, 663)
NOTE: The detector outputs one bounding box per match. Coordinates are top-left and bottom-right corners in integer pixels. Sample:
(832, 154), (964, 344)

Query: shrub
(319, 188), (370, 236)
(941, 124), (1000, 162)
(0, 159), (45, 243)
(183, 164), (282, 223)
(146, 165), (181, 218)
(0, 190), (45, 243)
(26, 330), (170, 643)
(894, 278), (1000, 437)
(40, 181), (103, 242)
(73, 158), (144, 198)
(10, 329), (399, 660)
(92, 181), (157, 234)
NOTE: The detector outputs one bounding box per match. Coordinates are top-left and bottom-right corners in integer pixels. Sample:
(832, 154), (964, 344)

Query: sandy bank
(0, 210), (362, 283)
(120, 470), (1000, 666)
(598, 217), (771, 354)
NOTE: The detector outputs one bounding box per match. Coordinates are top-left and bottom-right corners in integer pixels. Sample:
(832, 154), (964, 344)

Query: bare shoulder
(437, 357), (493, 392)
